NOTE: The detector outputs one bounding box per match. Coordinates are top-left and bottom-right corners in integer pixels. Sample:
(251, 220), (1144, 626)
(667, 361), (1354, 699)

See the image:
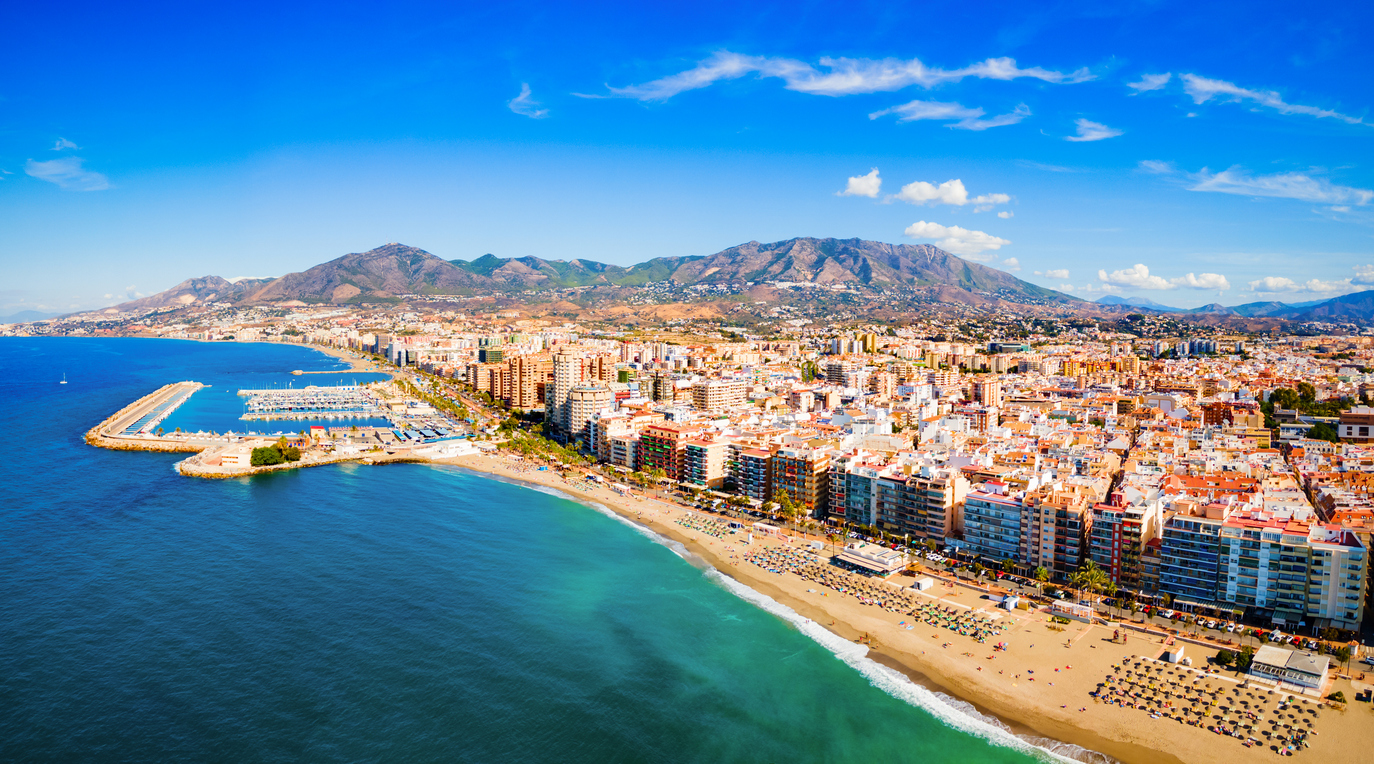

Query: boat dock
(238, 384), (385, 421)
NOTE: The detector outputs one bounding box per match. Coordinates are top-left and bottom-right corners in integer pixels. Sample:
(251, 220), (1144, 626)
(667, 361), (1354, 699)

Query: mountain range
(104, 238), (1078, 309)
(0, 309), (63, 323)
(81, 240), (1374, 324)
(1095, 295), (1360, 320)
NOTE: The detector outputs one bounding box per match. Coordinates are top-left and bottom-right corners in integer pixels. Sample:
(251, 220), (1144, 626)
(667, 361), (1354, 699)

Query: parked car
(1161, 609), (1175, 619)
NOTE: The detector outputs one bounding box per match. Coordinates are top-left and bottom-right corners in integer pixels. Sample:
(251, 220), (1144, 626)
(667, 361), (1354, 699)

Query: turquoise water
(0, 338), (1067, 762)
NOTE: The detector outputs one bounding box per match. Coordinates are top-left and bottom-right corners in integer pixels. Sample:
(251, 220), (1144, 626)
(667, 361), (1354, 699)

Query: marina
(238, 384), (385, 421)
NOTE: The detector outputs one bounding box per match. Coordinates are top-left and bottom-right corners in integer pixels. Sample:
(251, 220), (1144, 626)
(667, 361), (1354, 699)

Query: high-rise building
(962, 482), (1024, 565)
(683, 439), (728, 489)
(691, 378), (746, 412)
(545, 349), (584, 439)
(1089, 494), (1162, 593)
(733, 447), (773, 504)
(770, 446), (830, 518)
(1158, 502), (1227, 607)
(972, 379), (1003, 407)
(1022, 486), (1093, 581)
(509, 353), (552, 411)
(638, 424), (698, 482)
(567, 385), (614, 449)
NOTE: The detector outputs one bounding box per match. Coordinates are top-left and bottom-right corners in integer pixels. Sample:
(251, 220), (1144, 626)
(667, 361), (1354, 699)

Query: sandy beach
(436, 451), (1374, 764)
(302, 344), (385, 373)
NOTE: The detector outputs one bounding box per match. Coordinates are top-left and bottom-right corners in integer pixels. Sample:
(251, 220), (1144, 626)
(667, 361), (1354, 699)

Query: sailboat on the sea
(60, 373), (68, 385)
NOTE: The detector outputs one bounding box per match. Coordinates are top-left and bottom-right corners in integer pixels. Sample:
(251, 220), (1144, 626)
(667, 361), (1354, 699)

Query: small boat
(60, 373), (67, 385)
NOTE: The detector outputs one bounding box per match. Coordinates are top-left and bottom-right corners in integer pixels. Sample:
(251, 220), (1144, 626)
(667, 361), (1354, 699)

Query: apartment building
(1158, 502), (1228, 608)
(638, 424), (698, 482)
(545, 349), (584, 439)
(567, 385), (613, 450)
(733, 447), (773, 504)
(683, 439), (728, 489)
(1088, 495), (1162, 592)
(874, 466), (968, 544)
(509, 353), (551, 410)
(770, 446), (830, 518)
(691, 378), (746, 412)
(1023, 486), (1093, 580)
(962, 482), (1025, 565)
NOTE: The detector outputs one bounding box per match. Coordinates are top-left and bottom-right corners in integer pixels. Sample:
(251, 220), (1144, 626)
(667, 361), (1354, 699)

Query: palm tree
(1069, 561), (1116, 613)
(1033, 566), (1050, 593)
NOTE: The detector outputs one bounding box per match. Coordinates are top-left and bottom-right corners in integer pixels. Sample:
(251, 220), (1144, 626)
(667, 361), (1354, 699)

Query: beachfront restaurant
(1248, 645), (1330, 691)
(835, 542), (907, 576)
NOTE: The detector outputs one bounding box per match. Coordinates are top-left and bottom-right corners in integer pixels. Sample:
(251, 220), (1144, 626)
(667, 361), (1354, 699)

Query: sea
(0, 337), (1099, 763)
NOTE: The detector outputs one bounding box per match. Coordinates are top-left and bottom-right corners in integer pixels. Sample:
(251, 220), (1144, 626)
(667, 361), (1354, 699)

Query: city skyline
(2, 0), (1371, 314)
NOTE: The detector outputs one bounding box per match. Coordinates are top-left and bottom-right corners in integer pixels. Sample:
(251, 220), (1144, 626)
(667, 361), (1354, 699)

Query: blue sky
(2, 0), (1371, 314)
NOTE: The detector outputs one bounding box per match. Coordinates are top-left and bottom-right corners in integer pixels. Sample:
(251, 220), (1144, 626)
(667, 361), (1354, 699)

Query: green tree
(251, 446), (286, 466)
(1070, 560), (1116, 604)
(1309, 422), (1341, 443)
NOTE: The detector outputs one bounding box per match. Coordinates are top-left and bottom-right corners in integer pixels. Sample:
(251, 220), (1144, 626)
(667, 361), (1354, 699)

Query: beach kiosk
(1049, 600), (1095, 623)
(1248, 646), (1330, 692)
(835, 542), (906, 575)
(912, 576), (935, 591)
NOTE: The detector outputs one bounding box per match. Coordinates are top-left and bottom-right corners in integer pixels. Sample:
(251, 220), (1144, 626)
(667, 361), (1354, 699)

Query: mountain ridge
(108, 238), (1081, 309)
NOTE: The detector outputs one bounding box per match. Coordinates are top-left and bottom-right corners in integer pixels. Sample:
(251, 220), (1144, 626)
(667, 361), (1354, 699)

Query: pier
(99, 381), (204, 438)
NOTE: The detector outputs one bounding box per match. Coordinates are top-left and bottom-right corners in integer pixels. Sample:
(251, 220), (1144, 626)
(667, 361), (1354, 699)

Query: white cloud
(1064, 118), (1123, 142)
(1035, 268), (1070, 279)
(25, 157), (110, 191)
(838, 168), (881, 197)
(1180, 73), (1366, 125)
(1248, 276), (1358, 294)
(1060, 283), (1077, 291)
(1001, 257), (1021, 272)
(870, 100), (1030, 130)
(1190, 167), (1372, 205)
(1127, 73), (1172, 92)
(52, 137), (80, 150)
(1249, 266), (1374, 296)
(1099, 264), (1171, 290)
(603, 51), (1092, 100)
(1140, 161), (1372, 206)
(997, 210), (1014, 219)
(508, 83), (549, 119)
(1096, 263), (1230, 291)
(892, 178), (1010, 209)
(903, 220), (1010, 259)
(1171, 272), (1231, 290)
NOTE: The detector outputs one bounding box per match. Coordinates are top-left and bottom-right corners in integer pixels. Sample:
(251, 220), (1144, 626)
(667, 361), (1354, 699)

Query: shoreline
(75, 357), (1365, 761)
(433, 452), (1368, 764)
(434, 454), (1147, 764)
